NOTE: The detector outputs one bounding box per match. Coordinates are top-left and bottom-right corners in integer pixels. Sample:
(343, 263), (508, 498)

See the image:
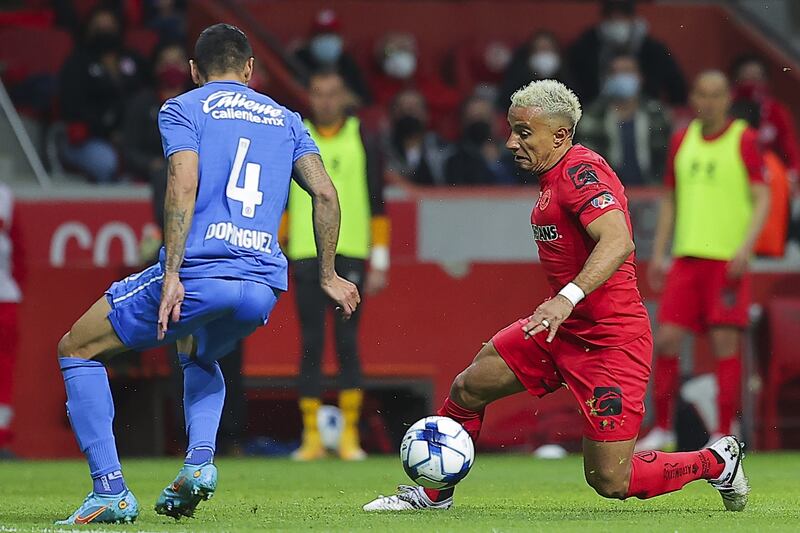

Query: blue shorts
(105, 263), (279, 364)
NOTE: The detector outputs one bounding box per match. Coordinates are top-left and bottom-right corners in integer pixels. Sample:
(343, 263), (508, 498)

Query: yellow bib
(286, 116), (371, 260)
(672, 119), (753, 260)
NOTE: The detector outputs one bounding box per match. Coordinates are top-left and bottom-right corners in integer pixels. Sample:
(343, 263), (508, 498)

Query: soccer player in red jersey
(364, 80), (749, 512)
(639, 71), (770, 453)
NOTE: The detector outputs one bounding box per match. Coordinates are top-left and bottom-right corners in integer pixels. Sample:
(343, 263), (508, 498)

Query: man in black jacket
(568, 0), (686, 106)
(58, 6), (146, 183)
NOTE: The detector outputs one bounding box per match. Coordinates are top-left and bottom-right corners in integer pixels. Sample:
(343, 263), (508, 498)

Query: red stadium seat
(125, 27), (159, 58)
(0, 26), (72, 78)
(761, 298), (800, 449)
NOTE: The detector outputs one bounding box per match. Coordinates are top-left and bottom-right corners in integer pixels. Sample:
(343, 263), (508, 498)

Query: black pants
(293, 256), (365, 398)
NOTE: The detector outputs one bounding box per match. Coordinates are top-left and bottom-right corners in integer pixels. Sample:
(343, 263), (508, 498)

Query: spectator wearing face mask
(731, 54), (800, 184)
(58, 6), (147, 183)
(577, 53), (671, 186)
(294, 9), (371, 106)
(370, 33), (461, 136)
(568, 0), (686, 105)
(445, 92), (517, 185)
(383, 89), (451, 186)
(497, 31), (574, 110)
(122, 41), (191, 219)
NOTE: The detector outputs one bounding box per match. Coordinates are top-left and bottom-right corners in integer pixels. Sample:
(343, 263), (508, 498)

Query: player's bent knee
(58, 332), (85, 359)
(585, 471), (628, 500)
(449, 371), (487, 411)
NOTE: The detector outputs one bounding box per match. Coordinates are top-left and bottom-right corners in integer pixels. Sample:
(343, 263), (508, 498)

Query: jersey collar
(205, 80), (247, 88)
(539, 144), (577, 183)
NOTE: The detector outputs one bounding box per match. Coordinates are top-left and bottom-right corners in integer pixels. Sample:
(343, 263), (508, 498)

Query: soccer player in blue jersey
(54, 24), (360, 525)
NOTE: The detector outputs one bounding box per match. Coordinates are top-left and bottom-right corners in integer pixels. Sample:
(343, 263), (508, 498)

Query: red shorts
(658, 257), (751, 333)
(492, 319), (652, 442)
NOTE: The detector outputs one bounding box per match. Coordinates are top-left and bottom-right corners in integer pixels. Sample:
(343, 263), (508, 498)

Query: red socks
(654, 354), (740, 434)
(423, 398), (484, 502)
(626, 449), (725, 499)
(653, 356), (679, 430)
(437, 397), (484, 442)
(716, 355), (741, 435)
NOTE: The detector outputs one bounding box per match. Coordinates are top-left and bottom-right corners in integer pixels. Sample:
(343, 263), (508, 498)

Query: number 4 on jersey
(226, 137), (263, 218)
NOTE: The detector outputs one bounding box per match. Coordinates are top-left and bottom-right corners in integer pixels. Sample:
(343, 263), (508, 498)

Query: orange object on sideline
(755, 151), (789, 257)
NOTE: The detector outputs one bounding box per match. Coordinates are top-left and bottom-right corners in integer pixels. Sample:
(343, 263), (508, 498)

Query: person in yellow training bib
(282, 69), (389, 461)
(639, 70), (770, 453)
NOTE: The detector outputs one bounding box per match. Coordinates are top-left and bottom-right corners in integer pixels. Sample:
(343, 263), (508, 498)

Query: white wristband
(558, 282), (585, 307)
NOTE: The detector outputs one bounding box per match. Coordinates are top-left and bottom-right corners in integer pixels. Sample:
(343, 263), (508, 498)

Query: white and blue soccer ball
(400, 416), (474, 489)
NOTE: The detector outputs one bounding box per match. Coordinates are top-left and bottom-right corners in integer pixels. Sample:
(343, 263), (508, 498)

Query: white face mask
(384, 51), (417, 80)
(310, 34), (343, 64)
(529, 51), (560, 78)
(603, 72), (641, 100)
(601, 19), (633, 45)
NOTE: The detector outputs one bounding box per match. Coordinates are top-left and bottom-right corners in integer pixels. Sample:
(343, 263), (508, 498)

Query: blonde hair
(510, 79), (582, 129)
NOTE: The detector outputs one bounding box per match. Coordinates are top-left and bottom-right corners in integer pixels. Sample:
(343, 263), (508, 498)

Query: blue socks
(59, 353), (225, 496)
(59, 357), (127, 495)
(185, 445), (214, 466)
(93, 469), (126, 495)
(180, 354), (225, 466)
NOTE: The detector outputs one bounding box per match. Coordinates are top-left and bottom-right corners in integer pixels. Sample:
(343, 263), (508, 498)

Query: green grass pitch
(1, 453), (799, 532)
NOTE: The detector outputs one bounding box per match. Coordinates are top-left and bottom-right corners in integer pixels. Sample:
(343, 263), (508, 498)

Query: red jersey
(531, 144), (649, 346)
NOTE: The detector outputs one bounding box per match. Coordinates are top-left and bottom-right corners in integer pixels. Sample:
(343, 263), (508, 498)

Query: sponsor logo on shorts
(567, 163), (600, 189)
(587, 386), (623, 416)
(531, 224), (560, 242)
(590, 193), (615, 209)
(598, 419), (616, 431)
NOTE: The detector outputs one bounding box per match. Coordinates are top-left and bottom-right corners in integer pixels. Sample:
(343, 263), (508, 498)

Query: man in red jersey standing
(364, 79), (749, 512)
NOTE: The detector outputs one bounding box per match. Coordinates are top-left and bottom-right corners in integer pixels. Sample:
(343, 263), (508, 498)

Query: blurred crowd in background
(1, 0), (798, 194)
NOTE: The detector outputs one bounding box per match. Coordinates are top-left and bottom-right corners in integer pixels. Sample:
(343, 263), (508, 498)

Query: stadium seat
(761, 298), (800, 449)
(125, 27), (159, 58)
(0, 26), (72, 78)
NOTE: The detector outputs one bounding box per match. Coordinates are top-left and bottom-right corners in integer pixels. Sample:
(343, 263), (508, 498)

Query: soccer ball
(317, 405), (344, 451)
(400, 416), (474, 489)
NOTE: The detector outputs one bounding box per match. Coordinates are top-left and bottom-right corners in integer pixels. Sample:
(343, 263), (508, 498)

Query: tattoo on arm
(163, 152), (198, 274)
(293, 154), (341, 281)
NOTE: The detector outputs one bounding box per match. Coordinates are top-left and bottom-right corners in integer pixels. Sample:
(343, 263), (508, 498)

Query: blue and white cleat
(55, 490), (138, 525)
(155, 462), (218, 519)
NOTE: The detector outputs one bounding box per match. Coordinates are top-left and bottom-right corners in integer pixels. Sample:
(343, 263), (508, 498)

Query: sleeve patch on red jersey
(590, 193), (616, 209)
(567, 163), (600, 189)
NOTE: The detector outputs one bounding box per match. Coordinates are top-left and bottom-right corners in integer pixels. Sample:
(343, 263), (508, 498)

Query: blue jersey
(158, 80), (319, 290)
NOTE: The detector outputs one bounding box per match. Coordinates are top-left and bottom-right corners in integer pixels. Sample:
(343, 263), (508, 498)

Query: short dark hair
(193, 23), (253, 79)
(308, 67), (344, 86)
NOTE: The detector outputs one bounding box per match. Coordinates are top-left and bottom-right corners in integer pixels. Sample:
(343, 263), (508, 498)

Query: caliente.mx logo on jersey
(200, 90), (285, 126)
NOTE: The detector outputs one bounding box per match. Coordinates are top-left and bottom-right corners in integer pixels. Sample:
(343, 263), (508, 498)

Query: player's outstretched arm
(524, 210), (634, 342)
(158, 150), (199, 340)
(292, 153), (361, 318)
